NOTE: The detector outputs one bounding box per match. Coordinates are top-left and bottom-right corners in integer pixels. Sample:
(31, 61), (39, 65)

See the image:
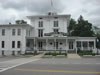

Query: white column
(35, 38), (37, 51)
(46, 39), (48, 50)
(81, 41), (83, 50)
(66, 39), (67, 51)
(55, 39), (56, 51)
(74, 40), (77, 54)
(34, 38), (35, 50)
(94, 40), (96, 52)
(88, 41), (89, 50)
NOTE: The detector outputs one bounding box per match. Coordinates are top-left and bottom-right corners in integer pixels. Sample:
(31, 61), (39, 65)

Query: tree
(95, 33), (100, 49)
(68, 18), (76, 35)
(93, 26), (100, 49)
(68, 15), (94, 37)
(16, 20), (27, 24)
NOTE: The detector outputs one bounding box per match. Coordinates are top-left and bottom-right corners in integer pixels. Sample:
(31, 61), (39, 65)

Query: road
(0, 57), (100, 75)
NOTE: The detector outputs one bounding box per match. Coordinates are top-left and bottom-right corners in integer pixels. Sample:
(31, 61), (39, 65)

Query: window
(77, 41), (81, 47)
(17, 41), (21, 48)
(12, 41), (15, 48)
(12, 29), (15, 36)
(38, 42), (42, 49)
(2, 29), (5, 36)
(39, 21), (43, 27)
(18, 29), (21, 36)
(54, 21), (58, 27)
(89, 41), (94, 48)
(1, 41), (5, 48)
(82, 41), (88, 47)
(38, 29), (43, 37)
(54, 29), (59, 33)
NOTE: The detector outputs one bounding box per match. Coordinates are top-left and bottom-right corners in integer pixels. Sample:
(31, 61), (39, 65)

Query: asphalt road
(0, 55), (32, 62)
(0, 58), (100, 75)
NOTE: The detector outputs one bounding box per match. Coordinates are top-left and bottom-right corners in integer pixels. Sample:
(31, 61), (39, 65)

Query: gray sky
(0, 0), (100, 27)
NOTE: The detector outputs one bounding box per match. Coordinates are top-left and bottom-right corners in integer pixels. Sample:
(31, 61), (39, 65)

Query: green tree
(16, 20), (27, 24)
(95, 33), (100, 49)
(68, 15), (94, 37)
(68, 18), (77, 36)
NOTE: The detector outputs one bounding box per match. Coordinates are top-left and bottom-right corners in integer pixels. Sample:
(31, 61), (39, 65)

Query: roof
(27, 14), (71, 19)
(26, 36), (96, 39)
(0, 24), (33, 28)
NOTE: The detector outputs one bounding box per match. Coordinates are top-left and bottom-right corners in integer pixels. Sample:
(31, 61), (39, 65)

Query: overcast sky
(0, 0), (100, 27)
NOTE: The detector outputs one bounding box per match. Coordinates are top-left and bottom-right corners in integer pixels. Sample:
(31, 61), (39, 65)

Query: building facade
(0, 13), (97, 55)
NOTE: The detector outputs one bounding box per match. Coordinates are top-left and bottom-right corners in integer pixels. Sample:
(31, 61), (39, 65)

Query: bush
(92, 53), (95, 56)
(45, 52), (67, 56)
(78, 53), (83, 56)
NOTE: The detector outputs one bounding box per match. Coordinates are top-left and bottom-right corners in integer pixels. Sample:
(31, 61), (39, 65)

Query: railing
(39, 49), (67, 53)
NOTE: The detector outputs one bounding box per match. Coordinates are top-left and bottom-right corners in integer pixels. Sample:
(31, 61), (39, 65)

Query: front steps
(68, 54), (81, 59)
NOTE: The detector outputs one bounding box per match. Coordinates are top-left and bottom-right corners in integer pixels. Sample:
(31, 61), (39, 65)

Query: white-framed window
(77, 41), (81, 47)
(38, 29), (43, 37)
(82, 41), (88, 47)
(12, 29), (16, 36)
(17, 29), (21, 36)
(54, 21), (58, 27)
(1, 41), (5, 48)
(12, 41), (15, 48)
(2, 29), (5, 36)
(54, 29), (59, 33)
(38, 21), (43, 27)
(17, 41), (21, 48)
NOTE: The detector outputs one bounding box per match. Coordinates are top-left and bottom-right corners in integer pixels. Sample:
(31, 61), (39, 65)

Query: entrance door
(56, 42), (58, 50)
(69, 41), (73, 50)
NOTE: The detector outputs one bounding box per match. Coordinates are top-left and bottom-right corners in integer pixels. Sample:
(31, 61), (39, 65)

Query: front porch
(26, 37), (96, 53)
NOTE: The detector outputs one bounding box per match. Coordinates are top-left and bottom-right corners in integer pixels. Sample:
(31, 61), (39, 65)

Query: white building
(0, 12), (97, 55)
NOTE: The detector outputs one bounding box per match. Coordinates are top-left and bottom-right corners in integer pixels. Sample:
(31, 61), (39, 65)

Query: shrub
(45, 52), (67, 56)
(92, 53), (95, 56)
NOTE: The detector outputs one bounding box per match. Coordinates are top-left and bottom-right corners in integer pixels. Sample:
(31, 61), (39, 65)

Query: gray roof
(0, 24), (33, 28)
(27, 14), (71, 19)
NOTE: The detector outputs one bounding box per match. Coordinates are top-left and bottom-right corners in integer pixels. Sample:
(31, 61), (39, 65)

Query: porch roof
(26, 36), (96, 40)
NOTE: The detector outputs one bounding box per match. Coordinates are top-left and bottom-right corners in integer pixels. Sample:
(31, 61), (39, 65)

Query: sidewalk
(68, 54), (81, 59)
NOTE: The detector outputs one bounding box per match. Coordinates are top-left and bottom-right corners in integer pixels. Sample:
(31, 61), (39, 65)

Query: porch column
(66, 39), (67, 51)
(81, 41), (83, 50)
(46, 39), (48, 50)
(34, 38), (35, 50)
(35, 38), (37, 51)
(88, 41), (89, 50)
(94, 40), (96, 51)
(75, 40), (77, 54)
(55, 39), (56, 51)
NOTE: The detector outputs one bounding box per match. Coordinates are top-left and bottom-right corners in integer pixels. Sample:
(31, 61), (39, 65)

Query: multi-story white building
(0, 12), (97, 55)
